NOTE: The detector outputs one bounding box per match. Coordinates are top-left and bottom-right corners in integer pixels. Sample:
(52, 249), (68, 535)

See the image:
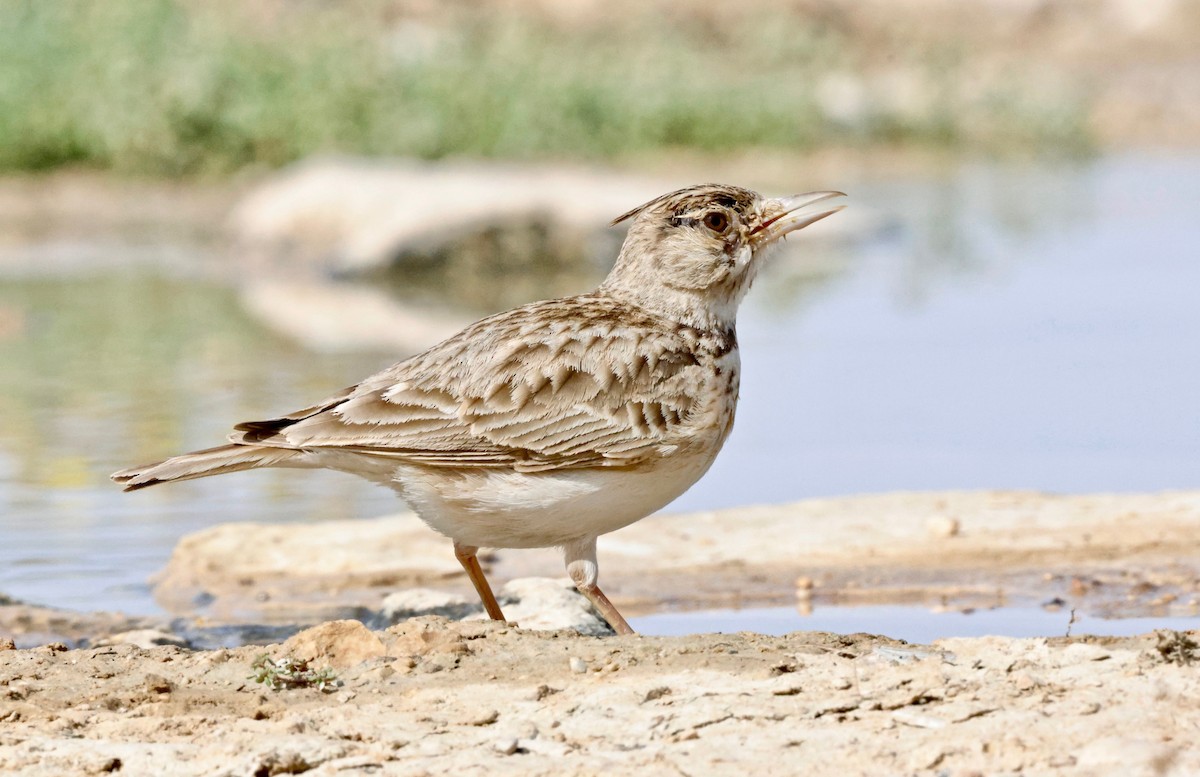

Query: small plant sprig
(249, 654), (338, 692)
(1155, 630), (1199, 666)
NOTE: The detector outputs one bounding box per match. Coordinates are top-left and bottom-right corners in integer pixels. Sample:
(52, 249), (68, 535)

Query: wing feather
(229, 295), (726, 470)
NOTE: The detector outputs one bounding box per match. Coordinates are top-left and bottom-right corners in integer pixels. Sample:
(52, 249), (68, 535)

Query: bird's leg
(453, 542), (506, 621)
(564, 538), (635, 636)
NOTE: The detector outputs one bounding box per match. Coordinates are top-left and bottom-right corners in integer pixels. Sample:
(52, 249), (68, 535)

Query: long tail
(111, 443), (304, 492)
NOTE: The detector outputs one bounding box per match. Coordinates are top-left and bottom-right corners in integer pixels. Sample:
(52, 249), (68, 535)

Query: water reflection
(0, 273), (402, 612)
(366, 217), (620, 312)
(1, 153), (1197, 616)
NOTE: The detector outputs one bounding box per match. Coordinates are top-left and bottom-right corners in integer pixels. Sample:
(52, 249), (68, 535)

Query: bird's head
(602, 184), (844, 329)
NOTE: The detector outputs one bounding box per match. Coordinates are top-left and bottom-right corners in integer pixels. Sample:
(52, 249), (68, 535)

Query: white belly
(388, 450), (718, 548)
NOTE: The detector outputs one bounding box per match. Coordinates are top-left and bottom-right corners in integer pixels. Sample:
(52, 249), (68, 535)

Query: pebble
(569, 657), (588, 674)
(893, 709), (948, 730)
(493, 738), (519, 755)
(96, 629), (189, 650)
(925, 515), (960, 538)
(1061, 643), (1112, 663)
(468, 709), (500, 726)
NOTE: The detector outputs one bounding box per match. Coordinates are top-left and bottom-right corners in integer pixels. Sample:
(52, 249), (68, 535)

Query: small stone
(0, 638), (15, 651)
(493, 738), (519, 755)
(144, 674), (174, 694)
(376, 589), (477, 626)
(96, 629), (189, 650)
(925, 515), (960, 538)
(894, 710), (949, 731)
(832, 677), (852, 691)
(1062, 643), (1111, 663)
(197, 649), (231, 667)
(359, 664), (397, 683)
(514, 721), (539, 740)
(642, 686), (671, 703)
(569, 657), (588, 674)
(468, 709), (500, 726)
(482, 578), (613, 637)
(527, 684), (560, 701)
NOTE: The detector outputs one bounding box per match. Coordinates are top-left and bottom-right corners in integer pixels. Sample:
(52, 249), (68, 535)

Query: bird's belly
(390, 451), (716, 549)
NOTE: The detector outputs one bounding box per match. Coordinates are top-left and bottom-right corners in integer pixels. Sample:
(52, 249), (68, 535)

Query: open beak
(750, 191), (846, 247)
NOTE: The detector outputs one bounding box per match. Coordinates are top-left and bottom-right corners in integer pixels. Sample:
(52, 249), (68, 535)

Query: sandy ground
(2, 491), (1199, 775)
(1, 620), (1197, 776)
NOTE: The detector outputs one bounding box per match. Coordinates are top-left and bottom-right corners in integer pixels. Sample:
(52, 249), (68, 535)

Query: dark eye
(702, 211), (729, 233)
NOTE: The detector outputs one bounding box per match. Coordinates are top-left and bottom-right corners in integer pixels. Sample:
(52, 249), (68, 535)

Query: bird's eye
(702, 211), (730, 233)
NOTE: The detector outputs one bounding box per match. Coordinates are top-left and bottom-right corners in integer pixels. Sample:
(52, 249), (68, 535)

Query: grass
(0, 1), (1092, 177)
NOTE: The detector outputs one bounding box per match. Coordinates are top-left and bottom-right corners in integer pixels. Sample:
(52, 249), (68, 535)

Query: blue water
(632, 605), (1200, 641)
(686, 153), (1200, 509)
(0, 153), (1197, 620)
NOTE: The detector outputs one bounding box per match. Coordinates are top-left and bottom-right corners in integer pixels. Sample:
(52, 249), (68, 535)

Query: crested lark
(113, 184), (844, 635)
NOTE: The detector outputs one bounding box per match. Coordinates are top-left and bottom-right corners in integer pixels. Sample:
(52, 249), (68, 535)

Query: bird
(112, 184), (844, 635)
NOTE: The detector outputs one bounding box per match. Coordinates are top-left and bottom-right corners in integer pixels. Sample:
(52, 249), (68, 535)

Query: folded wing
(231, 295), (715, 472)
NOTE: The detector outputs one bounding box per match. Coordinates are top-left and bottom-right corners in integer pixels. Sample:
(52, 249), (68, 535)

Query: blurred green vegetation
(0, 0), (1091, 177)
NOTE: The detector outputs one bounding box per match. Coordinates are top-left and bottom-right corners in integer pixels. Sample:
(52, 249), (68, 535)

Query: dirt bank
(148, 490), (1200, 627)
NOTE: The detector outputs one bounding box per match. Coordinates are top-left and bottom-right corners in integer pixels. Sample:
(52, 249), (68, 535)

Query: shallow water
(632, 605), (1200, 642)
(1, 153), (1198, 621)
(152, 603), (1198, 650)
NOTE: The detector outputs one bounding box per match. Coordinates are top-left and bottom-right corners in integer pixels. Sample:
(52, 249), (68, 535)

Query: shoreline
(4, 489), (1196, 648)
(1, 490), (1196, 774)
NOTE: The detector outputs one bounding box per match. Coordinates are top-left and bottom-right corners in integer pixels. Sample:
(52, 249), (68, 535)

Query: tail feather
(111, 443), (303, 492)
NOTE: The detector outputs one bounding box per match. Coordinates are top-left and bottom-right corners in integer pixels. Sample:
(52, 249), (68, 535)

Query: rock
(484, 577), (614, 637)
(642, 686), (671, 703)
(526, 684), (560, 702)
(492, 738), (519, 756)
(374, 588), (479, 627)
(282, 620), (386, 669)
(569, 657), (588, 674)
(464, 709), (500, 727)
(1060, 642), (1112, 663)
(143, 674), (174, 694)
(868, 646), (953, 665)
(925, 515), (961, 538)
(92, 629), (189, 650)
(230, 157), (671, 275)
